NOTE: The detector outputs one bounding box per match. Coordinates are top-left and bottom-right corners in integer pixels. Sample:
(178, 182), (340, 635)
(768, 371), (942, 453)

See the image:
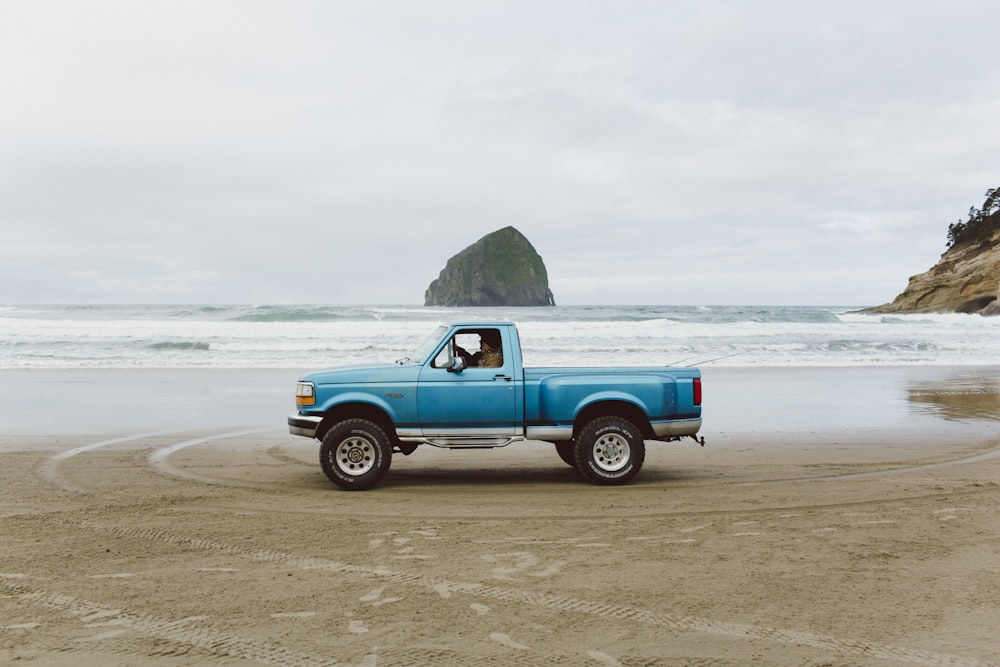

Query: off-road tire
(319, 419), (392, 491)
(574, 416), (645, 485)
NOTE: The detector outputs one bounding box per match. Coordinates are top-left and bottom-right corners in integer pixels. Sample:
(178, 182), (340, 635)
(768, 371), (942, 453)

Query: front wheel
(574, 416), (645, 485)
(320, 419), (392, 491)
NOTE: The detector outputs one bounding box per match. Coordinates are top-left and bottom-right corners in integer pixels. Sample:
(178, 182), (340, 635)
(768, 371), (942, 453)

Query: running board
(398, 435), (525, 449)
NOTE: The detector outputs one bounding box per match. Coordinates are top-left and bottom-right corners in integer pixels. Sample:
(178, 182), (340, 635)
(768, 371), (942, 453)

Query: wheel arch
(573, 400), (653, 439)
(317, 402), (397, 443)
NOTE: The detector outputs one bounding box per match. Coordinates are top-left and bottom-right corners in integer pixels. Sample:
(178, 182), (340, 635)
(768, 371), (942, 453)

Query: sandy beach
(2, 366), (999, 666)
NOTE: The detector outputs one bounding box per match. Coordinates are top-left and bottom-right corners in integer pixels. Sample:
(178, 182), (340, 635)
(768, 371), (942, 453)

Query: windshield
(399, 325), (448, 365)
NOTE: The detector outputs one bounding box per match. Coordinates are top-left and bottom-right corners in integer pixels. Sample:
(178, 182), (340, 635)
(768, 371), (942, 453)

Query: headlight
(295, 381), (316, 407)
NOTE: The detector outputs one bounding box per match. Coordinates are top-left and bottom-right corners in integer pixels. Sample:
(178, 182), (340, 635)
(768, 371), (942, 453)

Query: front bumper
(288, 413), (322, 438)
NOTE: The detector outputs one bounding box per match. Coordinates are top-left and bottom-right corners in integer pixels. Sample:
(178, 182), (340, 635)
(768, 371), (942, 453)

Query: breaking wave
(2, 304), (999, 368)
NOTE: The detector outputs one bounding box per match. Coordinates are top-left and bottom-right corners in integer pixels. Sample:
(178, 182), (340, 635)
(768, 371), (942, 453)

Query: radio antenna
(668, 351), (748, 367)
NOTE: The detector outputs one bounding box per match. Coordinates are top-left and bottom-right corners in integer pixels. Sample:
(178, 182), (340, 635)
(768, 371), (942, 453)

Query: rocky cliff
(864, 211), (1000, 315)
(424, 226), (556, 307)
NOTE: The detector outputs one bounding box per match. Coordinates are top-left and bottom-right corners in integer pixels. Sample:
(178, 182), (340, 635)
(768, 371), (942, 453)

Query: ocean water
(1, 304), (999, 369)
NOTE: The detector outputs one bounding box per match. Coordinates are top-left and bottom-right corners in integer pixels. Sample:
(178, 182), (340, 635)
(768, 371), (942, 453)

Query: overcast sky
(2, 1), (998, 306)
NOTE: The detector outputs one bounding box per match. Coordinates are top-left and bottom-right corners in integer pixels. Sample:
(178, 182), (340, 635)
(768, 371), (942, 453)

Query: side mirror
(447, 357), (467, 373)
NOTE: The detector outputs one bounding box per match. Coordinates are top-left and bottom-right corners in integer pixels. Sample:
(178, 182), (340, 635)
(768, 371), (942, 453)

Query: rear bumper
(651, 417), (702, 440)
(288, 413), (322, 438)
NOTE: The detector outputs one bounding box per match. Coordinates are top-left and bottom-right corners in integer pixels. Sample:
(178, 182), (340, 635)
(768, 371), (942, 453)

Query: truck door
(417, 327), (519, 439)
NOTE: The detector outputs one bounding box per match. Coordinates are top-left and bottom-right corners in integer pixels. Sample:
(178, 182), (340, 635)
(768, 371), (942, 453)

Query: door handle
(494, 374), (512, 382)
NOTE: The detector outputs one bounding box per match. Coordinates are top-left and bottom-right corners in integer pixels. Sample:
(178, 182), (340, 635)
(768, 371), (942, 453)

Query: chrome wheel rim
(335, 436), (377, 476)
(592, 432), (630, 472)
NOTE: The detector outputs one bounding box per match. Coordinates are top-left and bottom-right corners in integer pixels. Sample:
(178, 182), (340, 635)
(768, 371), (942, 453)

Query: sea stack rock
(864, 215), (1000, 315)
(425, 226), (556, 307)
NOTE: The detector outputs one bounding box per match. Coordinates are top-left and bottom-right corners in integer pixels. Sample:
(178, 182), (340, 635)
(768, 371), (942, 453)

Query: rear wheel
(320, 419), (392, 490)
(574, 416), (645, 485)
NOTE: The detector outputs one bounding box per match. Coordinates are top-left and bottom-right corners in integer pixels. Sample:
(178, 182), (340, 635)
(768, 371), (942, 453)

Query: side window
(431, 330), (504, 369)
(431, 332), (478, 369)
(431, 337), (456, 369)
(476, 329), (504, 368)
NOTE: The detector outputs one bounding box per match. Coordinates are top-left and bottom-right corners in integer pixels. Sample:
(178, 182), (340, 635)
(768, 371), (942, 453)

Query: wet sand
(2, 366), (999, 665)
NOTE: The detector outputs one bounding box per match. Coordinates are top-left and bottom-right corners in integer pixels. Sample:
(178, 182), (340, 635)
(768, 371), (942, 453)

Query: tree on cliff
(947, 187), (1000, 248)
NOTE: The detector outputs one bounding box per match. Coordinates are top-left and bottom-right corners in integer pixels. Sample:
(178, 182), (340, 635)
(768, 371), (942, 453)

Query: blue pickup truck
(288, 321), (703, 490)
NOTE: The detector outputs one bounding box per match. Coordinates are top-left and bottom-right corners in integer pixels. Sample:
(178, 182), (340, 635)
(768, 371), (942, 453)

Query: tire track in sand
(1, 579), (363, 667)
(6, 513), (991, 667)
(2, 579), (614, 666)
(35, 427), (282, 493)
(36, 429), (189, 492)
(146, 427), (281, 486)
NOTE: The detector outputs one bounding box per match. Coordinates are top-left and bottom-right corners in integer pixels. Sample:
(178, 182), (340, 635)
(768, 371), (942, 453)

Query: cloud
(2, 1), (998, 305)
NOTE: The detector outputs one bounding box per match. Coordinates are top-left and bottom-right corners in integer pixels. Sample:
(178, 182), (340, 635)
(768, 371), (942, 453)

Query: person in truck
(456, 330), (503, 367)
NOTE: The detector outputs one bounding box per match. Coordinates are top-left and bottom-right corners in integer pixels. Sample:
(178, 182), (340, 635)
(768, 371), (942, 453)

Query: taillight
(693, 378), (702, 406)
